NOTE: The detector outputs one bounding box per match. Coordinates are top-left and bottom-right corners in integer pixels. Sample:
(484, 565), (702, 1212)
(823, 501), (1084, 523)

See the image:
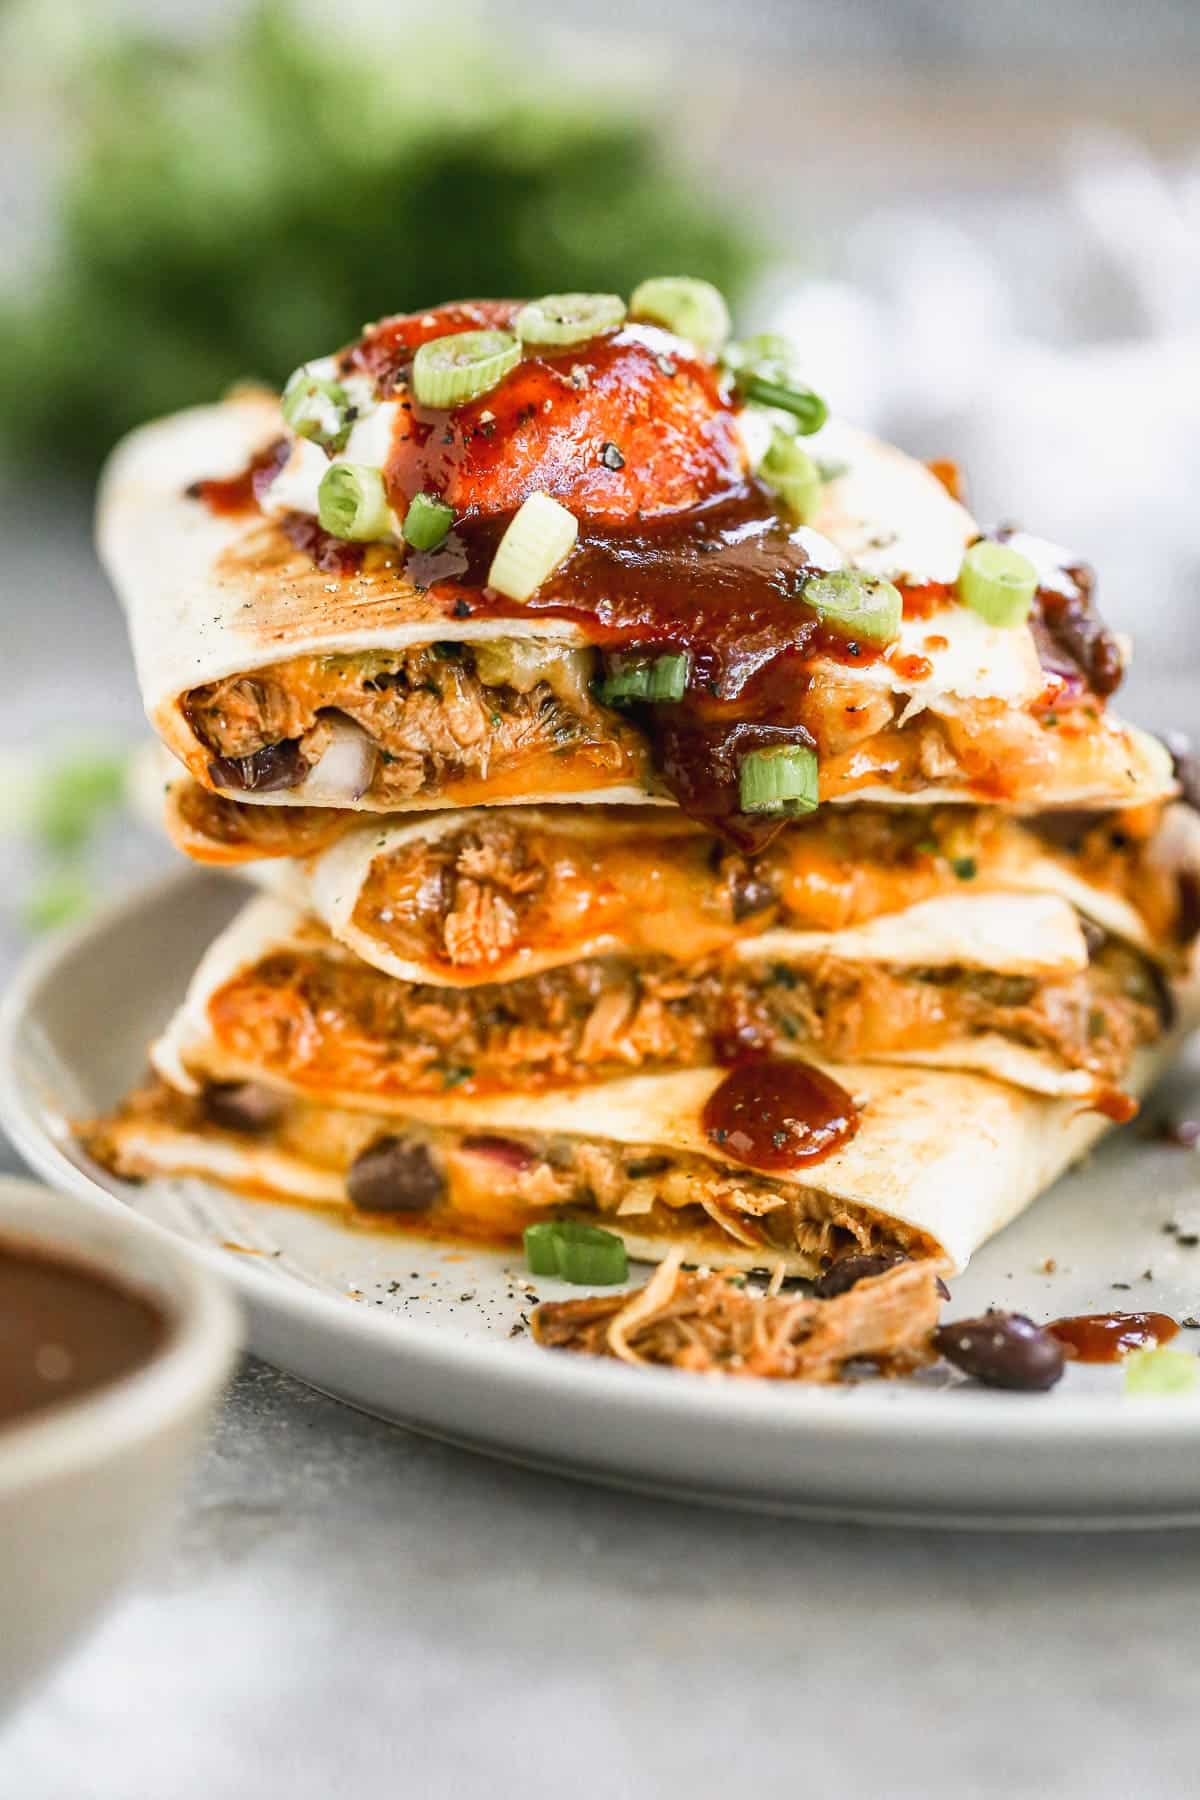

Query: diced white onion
(258, 436), (330, 517)
(790, 527), (845, 571)
(296, 715), (377, 804)
(487, 492), (579, 602)
(341, 399), (400, 470)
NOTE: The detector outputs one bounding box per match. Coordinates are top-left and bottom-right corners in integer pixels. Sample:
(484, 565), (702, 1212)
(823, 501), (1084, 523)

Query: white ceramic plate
(5, 868), (1200, 1527)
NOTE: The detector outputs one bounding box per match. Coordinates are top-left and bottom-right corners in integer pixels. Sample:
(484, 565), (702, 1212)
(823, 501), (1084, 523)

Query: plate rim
(5, 866), (1200, 1457)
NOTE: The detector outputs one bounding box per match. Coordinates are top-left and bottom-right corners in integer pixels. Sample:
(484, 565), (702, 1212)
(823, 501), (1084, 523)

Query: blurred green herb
(23, 870), (92, 935)
(1124, 1347), (1198, 1397)
(2, 745), (132, 933)
(0, 1), (760, 469)
(34, 751), (127, 853)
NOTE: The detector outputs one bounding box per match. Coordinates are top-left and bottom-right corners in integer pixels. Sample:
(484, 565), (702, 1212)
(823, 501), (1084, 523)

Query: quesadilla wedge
(98, 297), (1175, 846)
(142, 883), (1183, 1107)
(84, 1040), (1182, 1278)
(153, 790), (1199, 987)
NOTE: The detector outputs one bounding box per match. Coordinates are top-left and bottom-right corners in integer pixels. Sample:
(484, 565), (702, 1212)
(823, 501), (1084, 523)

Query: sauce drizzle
(189, 438), (289, 515)
(701, 1057), (860, 1173)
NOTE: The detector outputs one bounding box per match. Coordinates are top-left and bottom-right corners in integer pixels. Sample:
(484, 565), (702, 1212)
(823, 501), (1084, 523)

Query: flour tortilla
(147, 888), (1148, 1103)
(97, 390), (1174, 813)
(96, 1037), (1183, 1278)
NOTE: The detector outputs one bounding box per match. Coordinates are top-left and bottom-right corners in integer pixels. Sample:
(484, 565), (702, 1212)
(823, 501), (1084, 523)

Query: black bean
(728, 866), (777, 922)
(202, 1081), (286, 1134)
(1026, 809), (1097, 853)
(1177, 872), (1200, 944)
(347, 1137), (445, 1214)
(1079, 916), (1107, 959)
(208, 741), (308, 793)
(813, 1251), (907, 1298)
(624, 1155), (671, 1179)
(932, 1310), (1065, 1391)
(1147, 960), (1178, 1031)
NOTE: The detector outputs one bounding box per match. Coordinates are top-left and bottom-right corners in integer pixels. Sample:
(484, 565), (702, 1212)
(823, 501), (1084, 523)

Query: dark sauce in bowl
(0, 1241), (167, 1432)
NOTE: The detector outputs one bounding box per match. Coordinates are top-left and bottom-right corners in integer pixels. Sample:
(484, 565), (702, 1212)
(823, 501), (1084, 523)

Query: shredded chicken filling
(533, 1251), (942, 1381)
(350, 805), (1032, 970)
(172, 780), (353, 860)
(184, 642), (648, 806)
(204, 936), (1164, 1101)
(350, 800), (1191, 971)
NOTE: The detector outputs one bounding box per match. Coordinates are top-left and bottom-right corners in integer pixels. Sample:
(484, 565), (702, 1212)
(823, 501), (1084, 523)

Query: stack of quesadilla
(87, 284), (1200, 1324)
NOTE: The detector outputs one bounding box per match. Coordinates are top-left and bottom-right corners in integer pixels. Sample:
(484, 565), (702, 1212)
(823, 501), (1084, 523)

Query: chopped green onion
(629, 277), (731, 354)
(1124, 1348), (1198, 1396)
(556, 1222), (629, 1285)
(317, 463), (393, 541)
(282, 367), (351, 451)
(802, 569), (902, 647)
(957, 540), (1038, 628)
(595, 651), (690, 706)
(724, 334), (828, 434)
(760, 429), (822, 523)
(523, 1219), (629, 1285)
(724, 332), (792, 371)
(403, 492), (455, 551)
(487, 491), (578, 601)
(740, 376), (827, 433)
(411, 329), (520, 408)
(523, 1221), (562, 1278)
(514, 293), (625, 347)
(738, 744), (820, 816)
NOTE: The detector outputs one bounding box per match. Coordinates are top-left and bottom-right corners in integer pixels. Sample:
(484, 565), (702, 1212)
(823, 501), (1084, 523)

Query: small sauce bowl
(0, 1176), (240, 1715)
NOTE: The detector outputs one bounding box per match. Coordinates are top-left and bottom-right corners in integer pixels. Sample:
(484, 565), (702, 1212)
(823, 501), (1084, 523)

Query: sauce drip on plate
(1047, 1311), (1179, 1364)
(701, 1057), (860, 1173)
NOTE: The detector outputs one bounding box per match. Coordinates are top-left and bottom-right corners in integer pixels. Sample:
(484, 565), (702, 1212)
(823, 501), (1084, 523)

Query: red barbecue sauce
(1089, 1088), (1140, 1125)
(701, 1057), (860, 1172)
(280, 514), (364, 577)
(889, 652), (934, 683)
(1047, 1312), (1179, 1363)
(189, 438), (289, 515)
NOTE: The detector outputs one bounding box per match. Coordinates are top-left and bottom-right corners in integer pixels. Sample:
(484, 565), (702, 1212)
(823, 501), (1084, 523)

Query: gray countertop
(4, 1355), (1200, 1799)
(3, 438), (1200, 1795)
